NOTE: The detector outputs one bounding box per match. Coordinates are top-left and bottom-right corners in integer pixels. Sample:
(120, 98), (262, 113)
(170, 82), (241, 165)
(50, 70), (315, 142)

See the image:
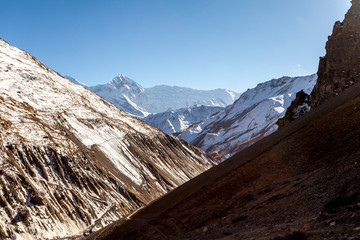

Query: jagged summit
(254, 76), (293, 90)
(311, 0), (360, 106)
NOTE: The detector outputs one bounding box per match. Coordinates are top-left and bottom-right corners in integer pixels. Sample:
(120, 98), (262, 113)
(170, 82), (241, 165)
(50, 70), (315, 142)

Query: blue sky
(0, 0), (351, 92)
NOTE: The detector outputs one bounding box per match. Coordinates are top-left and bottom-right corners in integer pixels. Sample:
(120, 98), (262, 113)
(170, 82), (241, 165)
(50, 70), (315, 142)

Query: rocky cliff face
(278, 1), (360, 125)
(311, 0), (360, 106)
(277, 90), (311, 127)
(0, 39), (215, 239)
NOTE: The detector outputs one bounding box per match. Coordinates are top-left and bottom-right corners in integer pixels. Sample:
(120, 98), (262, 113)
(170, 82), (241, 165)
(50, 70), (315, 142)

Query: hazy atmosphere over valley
(1, 0), (360, 239)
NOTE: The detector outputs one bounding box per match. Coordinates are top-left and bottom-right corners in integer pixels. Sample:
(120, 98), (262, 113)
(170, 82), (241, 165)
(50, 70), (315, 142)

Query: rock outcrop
(278, 0), (360, 126)
(277, 90), (311, 127)
(311, 0), (360, 107)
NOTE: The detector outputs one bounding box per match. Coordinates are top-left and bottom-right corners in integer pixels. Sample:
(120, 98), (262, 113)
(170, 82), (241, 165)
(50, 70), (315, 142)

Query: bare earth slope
(0, 39), (215, 239)
(89, 76), (360, 239)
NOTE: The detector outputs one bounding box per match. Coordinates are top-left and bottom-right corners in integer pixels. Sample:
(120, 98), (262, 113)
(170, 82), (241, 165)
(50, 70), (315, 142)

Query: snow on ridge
(0, 39), (159, 184)
(177, 74), (318, 160)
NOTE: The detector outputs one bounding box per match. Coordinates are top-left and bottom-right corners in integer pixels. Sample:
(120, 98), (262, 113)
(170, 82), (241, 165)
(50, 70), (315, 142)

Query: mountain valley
(0, 1), (359, 239)
(86, 1), (360, 239)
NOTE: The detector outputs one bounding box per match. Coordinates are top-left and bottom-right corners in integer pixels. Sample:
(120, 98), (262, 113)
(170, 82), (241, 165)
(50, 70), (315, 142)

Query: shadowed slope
(88, 78), (360, 239)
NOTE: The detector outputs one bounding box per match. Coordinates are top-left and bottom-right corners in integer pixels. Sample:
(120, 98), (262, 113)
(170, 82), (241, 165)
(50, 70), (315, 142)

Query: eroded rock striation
(0, 38), (215, 239)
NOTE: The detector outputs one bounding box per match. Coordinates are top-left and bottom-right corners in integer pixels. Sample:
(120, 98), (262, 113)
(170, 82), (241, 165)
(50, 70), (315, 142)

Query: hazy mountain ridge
(0, 38), (215, 239)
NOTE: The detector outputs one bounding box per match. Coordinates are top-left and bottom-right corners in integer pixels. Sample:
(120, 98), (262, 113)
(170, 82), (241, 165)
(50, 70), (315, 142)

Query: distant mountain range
(67, 74), (317, 161)
(69, 74), (241, 118)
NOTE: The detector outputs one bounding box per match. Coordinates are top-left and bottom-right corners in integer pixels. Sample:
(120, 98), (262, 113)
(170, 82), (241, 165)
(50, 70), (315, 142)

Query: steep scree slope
(89, 3), (360, 239)
(0, 39), (215, 239)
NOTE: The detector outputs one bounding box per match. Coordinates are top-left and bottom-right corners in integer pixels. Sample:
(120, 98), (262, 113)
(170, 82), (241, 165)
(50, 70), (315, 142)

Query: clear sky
(0, 0), (351, 92)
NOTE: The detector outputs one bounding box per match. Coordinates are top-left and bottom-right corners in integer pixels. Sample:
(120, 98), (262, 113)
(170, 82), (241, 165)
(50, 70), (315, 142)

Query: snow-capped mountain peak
(109, 74), (144, 93)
